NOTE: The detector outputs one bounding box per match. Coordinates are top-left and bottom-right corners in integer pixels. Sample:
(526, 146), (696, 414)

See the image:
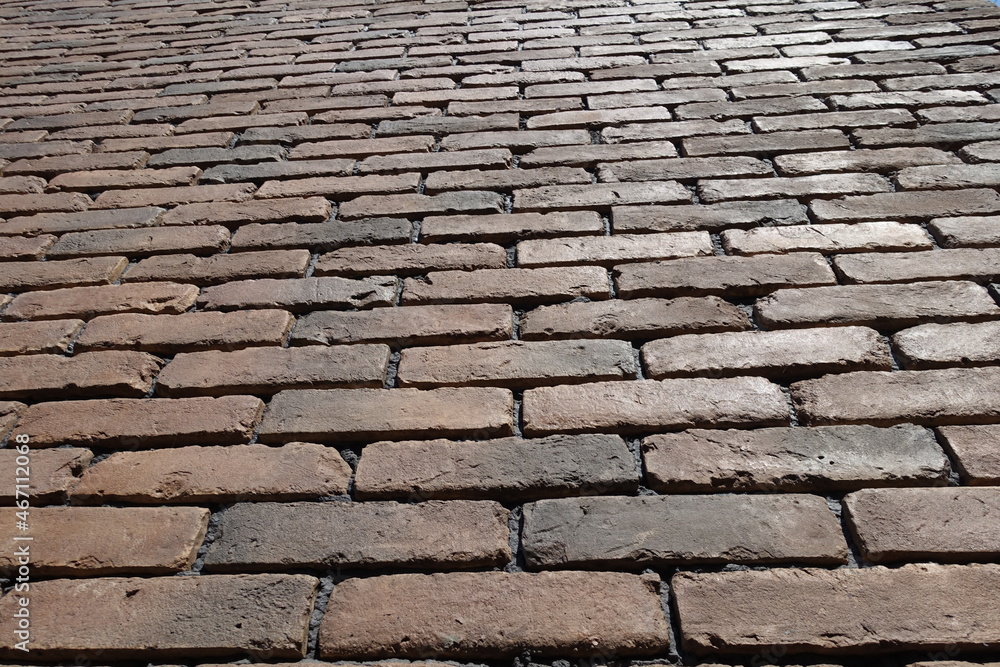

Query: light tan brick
(403, 267), (609, 305)
(0, 320), (82, 356)
(721, 221), (932, 254)
(0, 351), (161, 400)
(0, 447), (92, 503)
(517, 232), (712, 267)
(4, 282), (199, 320)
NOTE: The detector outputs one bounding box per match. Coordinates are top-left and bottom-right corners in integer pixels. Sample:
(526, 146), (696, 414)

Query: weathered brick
(354, 433), (637, 501)
(517, 232), (711, 267)
(289, 135), (434, 160)
(855, 121), (1000, 147)
(812, 189), (1000, 221)
(93, 183), (256, 209)
(0, 506), (208, 575)
(845, 487), (1000, 563)
(205, 500), (509, 571)
(420, 211), (602, 243)
(201, 159), (356, 184)
(255, 173), (420, 200)
(47, 226), (230, 259)
(363, 149), (513, 176)
(231, 218), (410, 251)
(684, 129), (850, 156)
(157, 344), (389, 397)
(5, 109), (133, 130)
(514, 182), (691, 210)
(893, 320), (1000, 369)
(521, 142), (679, 168)
(836, 248), (1000, 284)
(0, 447), (91, 504)
(643, 424), (948, 493)
(258, 387), (513, 443)
(0, 207), (165, 236)
(339, 191), (504, 220)
(673, 564), (1000, 655)
(315, 243), (507, 277)
(775, 147), (962, 176)
(599, 156), (770, 182)
(424, 166), (590, 193)
(378, 114), (520, 135)
(938, 424), (1000, 485)
(403, 267), (609, 305)
(48, 166), (202, 191)
(146, 145), (284, 168)
(75, 310), (293, 353)
(617, 253), (836, 298)
(0, 574), (317, 659)
(0, 192), (91, 215)
(0, 351), (161, 400)
(793, 366), (1000, 426)
(0, 256), (129, 292)
(0, 175), (45, 195)
(677, 96), (829, 120)
(318, 571), (670, 659)
(159, 197), (331, 227)
(72, 442), (351, 503)
(4, 282), (198, 321)
(757, 281), (1000, 329)
(440, 129), (591, 151)
(603, 119), (747, 144)
(98, 131), (235, 153)
(615, 199), (808, 232)
(962, 139), (1000, 162)
(699, 173), (892, 202)
(198, 276), (396, 312)
(523, 376), (788, 435)
(13, 395), (264, 449)
(752, 108), (914, 133)
(0, 319), (82, 356)
(722, 221), (932, 254)
(523, 494), (847, 568)
(0, 233), (55, 260)
(929, 215), (1000, 248)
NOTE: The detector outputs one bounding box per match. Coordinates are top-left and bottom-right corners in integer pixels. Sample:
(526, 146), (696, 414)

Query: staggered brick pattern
(1, 0), (1000, 663)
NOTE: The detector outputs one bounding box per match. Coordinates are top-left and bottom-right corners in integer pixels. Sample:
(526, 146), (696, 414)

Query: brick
(523, 494), (847, 568)
(48, 226), (230, 259)
(845, 487), (1000, 563)
(0, 192), (91, 215)
(602, 119), (748, 143)
(756, 281), (999, 329)
(0, 351), (161, 400)
(855, 121), (1000, 147)
(617, 253), (836, 298)
(403, 266), (609, 305)
(722, 221), (932, 255)
(420, 211), (602, 243)
(837, 248), (1000, 284)
(292, 303), (512, 347)
(5, 151), (149, 176)
(521, 142), (679, 168)
(775, 147), (962, 176)
(644, 326), (890, 379)
(4, 282), (199, 321)
(231, 219), (410, 251)
(897, 163), (1000, 190)
(0, 207), (165, 236)
(938, 424), (1000, 485)
(157, 344), (389, 397)
(72, 442), (352, 503)
(318, 571), (670, 659)
(424, 166), (590, 193)
(0, 574), (317, 659)
(177, 112), (310, 135)
(812, 189), (1000, 222)
(676, 96), (828, 120)
(159, 197), (332, 227)
(93, 183), (256, 209)
(514, 182), (690, 210)
(753, 108), (914, 133)
(0, 506), (208, 575)
(48, 166), (201, 191)
(893, 320), (1000, 369)
(289, 135), (434, 160)
(98, 131), (234, 153)
(339, 191), (503, 220)
(449, 98), (583, 116)
(962, 139), (1000, 162)
(255, 173), (419, 200)
(802, 61), (947, 80)
(930, 215), (1000, 248)
(258, 387), (513, 443)
(0, 256), (127, 292)
(377, 114), (520, 135)
(684, 129), (850, 156)
(0, 319), (82, 356)
(699, 173), (892, 203)
(201, 159), (356, 184)
(793, 366), (1000, 426)
(315, 243), (506, 277)
(732, 79), (880, 100)
(126, 249), (310, 286)
(615, 199), (808, 232)
(146, 145), (284, 168)
(205, 500), (509, 571)
(5, 109), (132, 130)
(524, 79), (660, 98)
(521, 232), (711, 267)
(525, 107), (673, 129)
(643, 424), (948, 493)
(440, 129), (592, 151)
(600, 156), (770, 182)
(673, 563), (1000, 655)
(75, 310), (293, 354)
(0, 140), (93, 161)
(588, 89), (727, 110)
(0, 175), (45, 194)
(354, 433), (638, 501)
(198, 276), (396, 312)
(362, 149), (513, 175)
(0, 447), (91, 504)
(523, 376), (788, 435)
(13, 395), (264, 449)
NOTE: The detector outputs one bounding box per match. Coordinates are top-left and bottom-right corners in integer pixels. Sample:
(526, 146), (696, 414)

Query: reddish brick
(938, 424), (1000, 485)
(315, 243), (507, 277)
(0, 319), (82, 356)
(0, 192), (91, 215)
(339, 191), (504, 220)
(93, 183), (256, 209)
(125, 250), (310, 285)
(159, 197), (331, 227)
(0, 175), (45, 194)
(420, 211), (602, 243)
(0, 256), (127, 291)
(98, 132), (235, 153)
(0, 447), (92, 504)
(0, 506), (208, 575)
(145, 146), (283, 168)
(47, 226), (230, 258)
(48, 166), (201, 191)
(4, 282), (198, 321)
(5, 109), (133, 130)
(13, 395), (265, 448)
(201, 159), (356, 184)
(4, 151), (149, 176)
(0, 207), (164, 236)
(72, 442), (352, 503)
(440, 129), (591, 151)
(0, 350), (161, 400)
(289, 135), (434, 160)
(403, 267), (609, 305)
(198, 276), (396, 312)
(362, 149), (513, 176)
(255, 173), (419, 200)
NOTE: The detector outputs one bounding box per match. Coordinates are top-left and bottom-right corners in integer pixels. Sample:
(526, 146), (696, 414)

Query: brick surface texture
(1, 0), (999, 663)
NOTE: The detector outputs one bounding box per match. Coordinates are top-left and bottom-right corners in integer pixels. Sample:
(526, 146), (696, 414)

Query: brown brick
(0, 140), (93, 161)
(521, 296), (750, 341)
(75, 310), (293, 353)
(5, 152), (150, 177)
(289, 135), (434, 160)
(0, 506), (208, 575)
(72, 442), (351, 503)
(0, 175), (45, 195)
(523, 494), (847, 569)
(93, 183), (256, 209)
(677, 96), (829, 120)
(518, 232), (712, 267)
(420, 211), (602, 243)
(845, 487), (1000, 563)
(339, 191), (504, 220)
(0, 207), (165, 236)
(0, 574), (317, 659)
(157, 344), (389, 397)
(523, 376), (788, 435)
(205, 500), (510, 571)
(699, 173), (892, 203)
(424, 166), (590, 193)
(600, 156), (771, 182)
(673, 563), (1000, 655)
(522, 142), (679, 168)
(403, 267), (609, 305)
(13, 395), (264, 449)
(643, 424), (948, 493)
(318, 571), (670, 659)
(230, 218), (410, 251)
(201, 159), (356, 184)
(721, 221), (932, 254)
(602, 119), (749, 144)
(177, 112), (309, 134)
(617, 253), (836, 298)
(0, 314), (79, 354)
(315, 243), (506, 277)
(792, 366), (1000, 426)
(159, 197), (332, 227)
(684, 129), (850, 156)
(0, 447), (91, 504)
(145, 146), (284, 168)
(363, 150), (513, 176)
(47, 226), (230, 259)
(614, 199), (807, 233)
(0, 192), (91, 215)
(514, 181), (691, 211)
(377, 114), (520, 135)
(292, 303), (512, 347)
(198, 276), (396, 312)
(0, 351), (161, 400)
(525, 107), (673, 129)
(836, 248), (1000, 284)
(354, 433), (638, 501)
(0, 233), (55, 260)
(440, 129), (592, 151)
(259, 387), (513, 443)
(4, 282), (199, 320)
(756, 281), (1000, 329)
(930, 215), (1000, 247)
(255, 173), (420, 200)
(938, 424), (1000, 485)
(0, 256), (127, 291)
(0, 401), (22, 440)
(6, 109), (133, 130)
(48, 166), (201, 191)
(126, 250), (310, 285)
(98, 131), (235, 153)
(643, 326), (891, 379)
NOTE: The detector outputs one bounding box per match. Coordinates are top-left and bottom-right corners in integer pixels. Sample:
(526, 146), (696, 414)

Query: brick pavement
(0, 0), (999, 664)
